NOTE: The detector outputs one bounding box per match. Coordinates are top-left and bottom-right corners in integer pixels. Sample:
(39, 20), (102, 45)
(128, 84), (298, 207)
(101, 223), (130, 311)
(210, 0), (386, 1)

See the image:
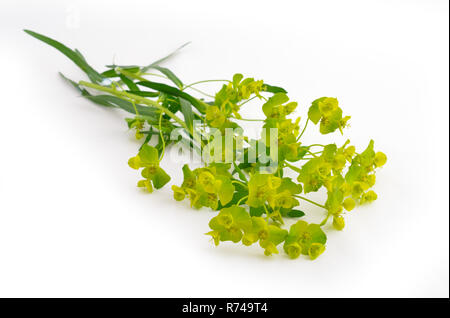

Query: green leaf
(322, 144), (337, 162)
(263, 84), (287, 94)
(249, 206), (265, 217)
(319, 108), (342, 134)
(264, 93), (289, 107)
(119, 74), (139, 91)
(125, 90), (159, 98)
(59, 72), (92, 96)
(286, 209), (305, 218)
(309, 224), (327, 245)
(179, 98), (194, 132)
(217, 178), (235, 206)
(308, 103), (322, 124)
(86, 95), (158, 118)
(232, 162), (248, 182)
(278, 178), (302, 195)
(136, 80), (206, 113)
(152, 168), (171, 189)
(267, 225), (288, 245)
(100, 69), (119, 78)
(139, 145), (159, 164)
(153, 66), (183, 88)
(229, 206), (252, 232)
(24, 29), (103, 83)
(233, 73), (244, 86)
(141, 42), (191, 72)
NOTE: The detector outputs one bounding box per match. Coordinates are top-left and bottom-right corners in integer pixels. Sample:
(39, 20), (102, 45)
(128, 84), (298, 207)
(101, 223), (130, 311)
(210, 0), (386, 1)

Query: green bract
(27, 30), (387, 260)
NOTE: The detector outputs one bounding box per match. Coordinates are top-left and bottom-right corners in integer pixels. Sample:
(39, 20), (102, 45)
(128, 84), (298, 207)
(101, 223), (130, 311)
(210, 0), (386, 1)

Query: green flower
(214, 73), (264, 119)
(332, 215), (345, 231)
(247, 173), (282, 208)
(308, 243), (326, 260)
(171, 185), (186, 201)
(128, 144), (170, 192)
(307, 97), (350, 135)
(205, 106), (226, 128)
(343, 197), (355, 211)
(360, 190), (378, 204)
(241, 216), (288, 256)
(262, 93), (297, 119)
(207, 206), (252, 244)
(283, 221), (327, 259)
(374, 151), (387, 167)
(172, 164), (235, 209)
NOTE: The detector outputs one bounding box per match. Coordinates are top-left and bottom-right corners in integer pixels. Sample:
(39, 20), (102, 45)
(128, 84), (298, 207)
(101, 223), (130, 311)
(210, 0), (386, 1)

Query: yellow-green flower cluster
(207, 206), (289, 257)
(261, 93), (304, 162)
(283, 221), (326, 259)
(308, 97), (351, 134)
(206, 73), (264, 129)
(171, 163), (235, 210)
(128, 144), (171, 192)
(208, 206), (327, 260)
(297, 140), (387, 230)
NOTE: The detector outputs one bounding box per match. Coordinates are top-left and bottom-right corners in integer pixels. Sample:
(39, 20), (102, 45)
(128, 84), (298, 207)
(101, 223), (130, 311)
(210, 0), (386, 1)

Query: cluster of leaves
(26, 30), (387, 260)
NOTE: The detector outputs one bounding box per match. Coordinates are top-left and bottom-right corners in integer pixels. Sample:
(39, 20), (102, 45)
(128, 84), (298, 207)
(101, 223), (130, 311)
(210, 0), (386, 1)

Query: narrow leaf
(141, 42), (191, 72)
(153, 66), (183, 88)
(24, 29), (103, 83)
(136, 80), (206, 113)
(179, 98), (194, 132)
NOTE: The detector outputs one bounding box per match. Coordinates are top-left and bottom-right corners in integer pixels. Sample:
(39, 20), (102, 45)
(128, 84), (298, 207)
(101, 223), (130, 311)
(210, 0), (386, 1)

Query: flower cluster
(171, 163), (235, 210)
(128, 144), (171, 192)
(207, 206), (289, 256)
(297, 139), (387, 230)
(206, 73), (264, 129)
(308, 97), (351, 134)
(208, 206), (326, 260)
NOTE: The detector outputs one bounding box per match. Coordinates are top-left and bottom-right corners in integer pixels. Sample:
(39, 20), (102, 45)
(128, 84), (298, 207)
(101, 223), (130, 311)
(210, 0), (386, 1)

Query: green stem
(236, 195), (248, 206)
(293, 195), (326, 209)
(306, 149), (318, 158)
(116, 68), (148, 82)
(140, 72), (168, 79)
(182, 79), (231, 91)
(307, 144), (325, 148)
(263, 204), (270, 220)
(320, 213), (331, 226)
(158, 112), (166, 162)
(232, 180), (248, 188)
(297, 118), (309, 141)
(284, 161), (301, 173)
(184, 86), (215, 98)
(237, 95), (258, 107)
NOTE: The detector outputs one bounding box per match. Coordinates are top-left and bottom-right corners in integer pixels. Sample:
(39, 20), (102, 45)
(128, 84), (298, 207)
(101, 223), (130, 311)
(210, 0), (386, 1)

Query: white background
(0, 0), (448, 297)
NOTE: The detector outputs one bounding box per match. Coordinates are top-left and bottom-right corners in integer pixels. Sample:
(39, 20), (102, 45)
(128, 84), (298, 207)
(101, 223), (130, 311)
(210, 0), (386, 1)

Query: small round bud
(332, 215), (345, 231)
(172, 185), (186, 201)
(343, 197), (356, 211)
(374, 152), (387, 167)
(285, 243), (302, 259)
(308, 243), (326, 260)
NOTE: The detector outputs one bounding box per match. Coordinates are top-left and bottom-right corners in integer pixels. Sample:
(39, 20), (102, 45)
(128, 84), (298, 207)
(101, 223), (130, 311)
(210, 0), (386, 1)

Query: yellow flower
(332, 215), (345, 231)
(374, 152), (387, 167)
(318, 97), (338, 115)
(343, 197), (356, 211)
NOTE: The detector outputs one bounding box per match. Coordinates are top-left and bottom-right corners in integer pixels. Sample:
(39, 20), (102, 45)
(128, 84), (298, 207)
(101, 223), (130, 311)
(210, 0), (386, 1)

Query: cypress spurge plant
(25, 30), (387, 260)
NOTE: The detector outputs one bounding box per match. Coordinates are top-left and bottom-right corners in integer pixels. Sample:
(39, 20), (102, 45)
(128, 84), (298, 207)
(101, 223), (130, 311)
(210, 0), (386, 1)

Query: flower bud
(332, 215), (345, 231)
